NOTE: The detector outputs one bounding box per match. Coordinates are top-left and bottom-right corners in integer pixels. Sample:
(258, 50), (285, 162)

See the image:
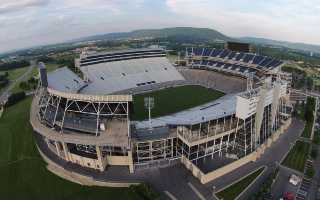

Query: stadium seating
(185, 47), (283, 77)
(179, 68), (246, 93)
(80, 56), (185, 94)
(47, 67), (87, 93)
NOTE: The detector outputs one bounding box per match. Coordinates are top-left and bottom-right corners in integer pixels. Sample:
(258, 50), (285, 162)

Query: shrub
(6, 92), (26, 107)
(311, 146), (318, 160)
(129, 184), (161, 200)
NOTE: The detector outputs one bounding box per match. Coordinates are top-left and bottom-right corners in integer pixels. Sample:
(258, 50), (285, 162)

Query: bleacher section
(47, 67), (87, 93)
(79, 48), (166, 67)
(79, 52), (185, 94)
(186, 47), (283, 77)
(179, 68), (246, 93)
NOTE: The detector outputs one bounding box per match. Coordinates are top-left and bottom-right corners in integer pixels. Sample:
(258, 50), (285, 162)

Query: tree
(6, 92), (26, 107)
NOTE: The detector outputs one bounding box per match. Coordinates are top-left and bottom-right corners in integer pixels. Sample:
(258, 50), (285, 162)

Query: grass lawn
(6, 67), (29, 81)
(301, 121), (313, 139)
(0, 67), (29, 94)
(304, 164), (315, 179)
(313, 130), (320, 145)
(295, 103), (306, 121)
(216, 167), (265, 200)
(282, 140), (310, 172)
(132, 85), (225, 120)
(45, 63), (62, 72)
(0, 97), (158, 200)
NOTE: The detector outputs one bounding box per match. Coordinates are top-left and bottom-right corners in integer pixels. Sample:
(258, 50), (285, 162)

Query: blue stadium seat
(235, 53), (245, 61)
(252, 55), (265, 64)
(194, 48), (203, 56)
(212, 49), (223, 57)
(219, 50), (231, 58)
(259, 58), (273, 67)
(242, 54), (254, 63)
(227, 52), (237, 59)
(201, 60), (209, 66)
(203, 48), (211, 57)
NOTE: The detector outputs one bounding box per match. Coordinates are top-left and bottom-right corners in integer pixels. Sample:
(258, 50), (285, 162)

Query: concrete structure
(30, 48), (293, 185)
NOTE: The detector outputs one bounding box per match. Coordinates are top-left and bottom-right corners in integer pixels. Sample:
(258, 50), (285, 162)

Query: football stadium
(30, 47), (293, 184)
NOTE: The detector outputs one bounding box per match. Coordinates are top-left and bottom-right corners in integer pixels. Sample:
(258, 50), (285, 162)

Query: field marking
(188, 182), (206, 200)
(164, 191), (178, 200)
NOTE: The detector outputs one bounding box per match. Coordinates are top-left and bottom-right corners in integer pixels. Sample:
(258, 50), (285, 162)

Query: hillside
(74, 27), (231, 43)
(240, 37), (320, 54)
(75, 27), (320, 54)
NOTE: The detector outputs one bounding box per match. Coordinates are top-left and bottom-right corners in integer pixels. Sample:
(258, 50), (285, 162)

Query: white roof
(80, 57), (185, 95)
(135, 94), (237, 128)
(47, 67), (86, 93)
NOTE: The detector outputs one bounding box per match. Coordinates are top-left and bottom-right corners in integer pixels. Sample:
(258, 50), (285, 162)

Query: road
(0, 61), (36, 104)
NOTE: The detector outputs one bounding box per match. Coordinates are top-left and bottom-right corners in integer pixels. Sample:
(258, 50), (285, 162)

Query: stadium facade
(30, 47), (292, 184)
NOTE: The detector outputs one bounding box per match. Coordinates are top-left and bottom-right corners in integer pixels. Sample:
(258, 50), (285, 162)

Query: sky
(0, 0), (320, 53)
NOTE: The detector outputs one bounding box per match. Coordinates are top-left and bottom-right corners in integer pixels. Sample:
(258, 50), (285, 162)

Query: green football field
(132, 85), (225, 121)
(0, 98), (158, 200)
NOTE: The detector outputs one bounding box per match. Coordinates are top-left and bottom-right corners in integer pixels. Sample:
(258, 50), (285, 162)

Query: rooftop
(134, 93), (237, 128)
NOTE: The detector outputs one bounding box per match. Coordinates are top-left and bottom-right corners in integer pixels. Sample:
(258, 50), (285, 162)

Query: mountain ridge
(73, 27), (320, 54)
(72, 27), (231, 43)
(239, 36), (320, 53)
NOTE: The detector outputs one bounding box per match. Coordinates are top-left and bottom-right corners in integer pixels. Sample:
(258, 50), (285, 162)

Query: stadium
(30, 46), (293, 184)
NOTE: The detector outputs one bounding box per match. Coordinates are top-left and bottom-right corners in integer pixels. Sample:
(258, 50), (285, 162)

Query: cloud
(165, 0), (320, 45)
(0, 0), (49, 14)
(0, 0), (149, 53)
(1, 0), (320, 54)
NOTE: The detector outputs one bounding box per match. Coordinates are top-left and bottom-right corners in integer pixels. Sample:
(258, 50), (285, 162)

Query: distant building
(225, 41), (252, 53)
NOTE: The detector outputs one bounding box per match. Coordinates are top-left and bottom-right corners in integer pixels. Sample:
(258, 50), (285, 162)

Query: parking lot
(295, 178), (312, 200)
(271, 166), (312, 200)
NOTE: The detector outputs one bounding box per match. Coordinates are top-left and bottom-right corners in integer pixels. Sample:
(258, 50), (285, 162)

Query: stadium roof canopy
(134, 94), (237, 128)
(47, 67), (86, 93)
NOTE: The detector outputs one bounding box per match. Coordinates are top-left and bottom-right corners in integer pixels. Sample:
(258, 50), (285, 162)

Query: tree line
(0, 60), (29, 71)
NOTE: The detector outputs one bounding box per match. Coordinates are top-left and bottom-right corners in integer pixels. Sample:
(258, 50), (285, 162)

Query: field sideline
(132, 85), (225, 121)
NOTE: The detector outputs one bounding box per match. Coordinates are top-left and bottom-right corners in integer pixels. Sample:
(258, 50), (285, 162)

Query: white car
(289, 174), (301, 186)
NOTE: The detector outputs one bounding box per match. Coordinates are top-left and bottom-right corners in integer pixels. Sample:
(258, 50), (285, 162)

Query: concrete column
(62, 142), (70, 162)
(55, 141), (61, 157)
(96, 145), (106, 172)
(128, 150), (134, 173)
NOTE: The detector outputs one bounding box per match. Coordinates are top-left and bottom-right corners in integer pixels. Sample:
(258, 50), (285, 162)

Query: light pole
(144, 97), (154, 132)
(212, 185), (216, 198)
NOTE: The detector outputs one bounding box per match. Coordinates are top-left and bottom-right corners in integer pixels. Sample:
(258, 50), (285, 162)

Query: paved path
(188, 182), (207, 200)
(0, 61), (35, 104)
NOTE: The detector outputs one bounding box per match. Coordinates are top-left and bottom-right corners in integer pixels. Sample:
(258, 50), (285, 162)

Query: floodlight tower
(144, 97), (154, 131)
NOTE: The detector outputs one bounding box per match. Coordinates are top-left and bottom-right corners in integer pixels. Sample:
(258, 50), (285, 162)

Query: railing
(178, 121), (238, 143)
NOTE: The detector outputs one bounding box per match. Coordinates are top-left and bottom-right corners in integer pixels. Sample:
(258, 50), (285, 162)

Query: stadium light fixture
(144, 97), (154, 131)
